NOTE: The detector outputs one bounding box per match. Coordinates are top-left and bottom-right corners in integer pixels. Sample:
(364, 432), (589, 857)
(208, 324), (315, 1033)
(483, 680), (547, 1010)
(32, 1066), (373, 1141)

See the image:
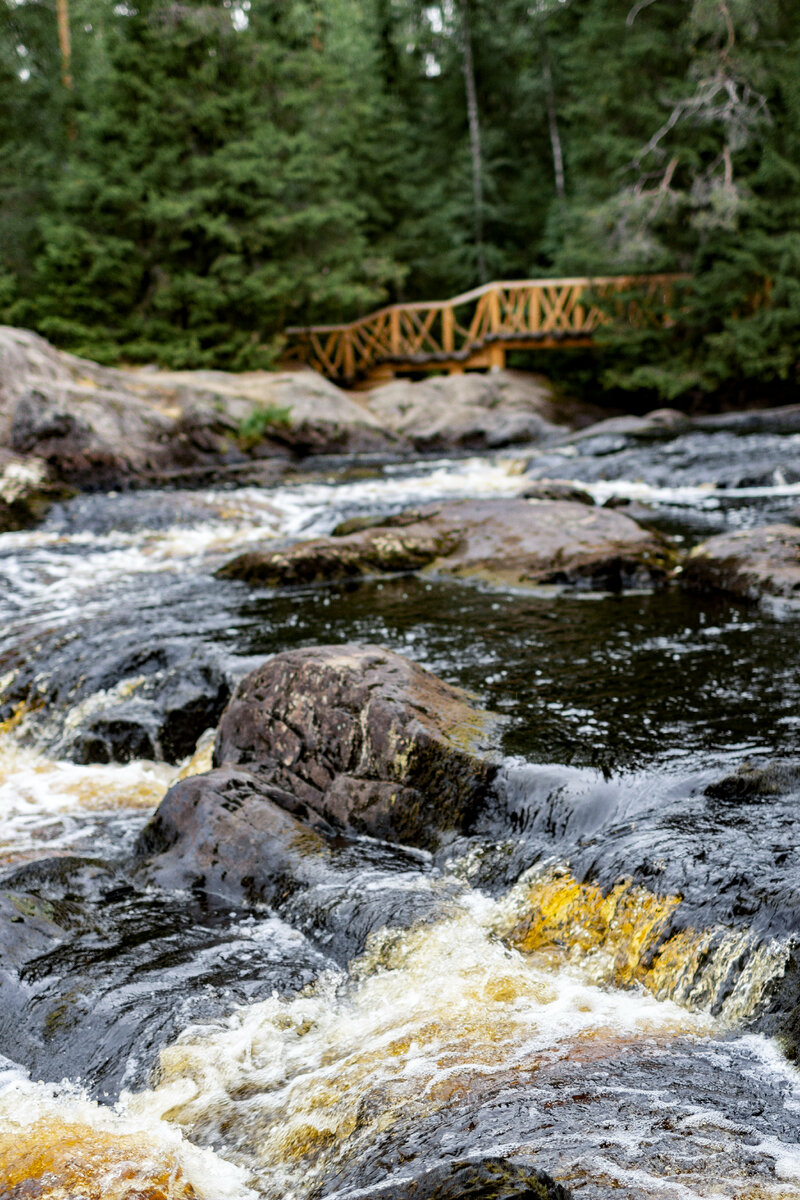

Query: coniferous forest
(1, 0), (799, 404)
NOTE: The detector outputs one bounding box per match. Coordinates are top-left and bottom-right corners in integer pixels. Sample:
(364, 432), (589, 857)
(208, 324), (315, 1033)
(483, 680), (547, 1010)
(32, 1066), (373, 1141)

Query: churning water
(1, 445), (800, 1199)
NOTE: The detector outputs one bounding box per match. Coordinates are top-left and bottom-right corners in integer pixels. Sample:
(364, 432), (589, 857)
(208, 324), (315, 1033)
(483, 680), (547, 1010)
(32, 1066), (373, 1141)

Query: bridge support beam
(489, 344), (505, 370)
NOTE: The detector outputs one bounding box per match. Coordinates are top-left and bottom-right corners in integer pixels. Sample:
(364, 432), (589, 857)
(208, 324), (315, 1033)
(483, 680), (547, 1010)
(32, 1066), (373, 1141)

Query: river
(1, 436), (800, 1200)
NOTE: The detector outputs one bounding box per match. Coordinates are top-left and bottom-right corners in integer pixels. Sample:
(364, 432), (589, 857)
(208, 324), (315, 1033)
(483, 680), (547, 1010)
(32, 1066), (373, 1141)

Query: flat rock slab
(213, 644), (502, 847)
(683, 524), (800, 601)
(219, 498), (672, 591)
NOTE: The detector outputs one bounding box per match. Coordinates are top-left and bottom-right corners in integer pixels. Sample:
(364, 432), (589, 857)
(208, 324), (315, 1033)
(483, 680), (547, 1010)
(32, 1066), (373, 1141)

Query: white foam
(0, 1075), (256, 1200)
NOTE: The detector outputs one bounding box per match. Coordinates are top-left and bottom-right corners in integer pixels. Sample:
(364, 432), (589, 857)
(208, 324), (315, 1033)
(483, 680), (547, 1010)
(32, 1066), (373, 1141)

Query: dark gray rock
(0, 630), (231, 766)
(0, 854), (331, 1097)
(134, 764), (445, 959)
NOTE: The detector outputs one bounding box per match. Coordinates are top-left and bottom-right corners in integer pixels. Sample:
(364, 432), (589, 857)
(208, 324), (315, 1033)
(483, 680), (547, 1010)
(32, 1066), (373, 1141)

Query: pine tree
(24, 0), (399, 367)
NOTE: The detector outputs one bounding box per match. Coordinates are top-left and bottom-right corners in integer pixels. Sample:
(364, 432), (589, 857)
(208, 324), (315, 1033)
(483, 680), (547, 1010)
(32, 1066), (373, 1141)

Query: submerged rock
(219, 497), (673, 591)
(682, 524), (800, 601)
(360, 370), (604, 451)
(348, 1157), (572, 1200)
(213, 644), (502, 847)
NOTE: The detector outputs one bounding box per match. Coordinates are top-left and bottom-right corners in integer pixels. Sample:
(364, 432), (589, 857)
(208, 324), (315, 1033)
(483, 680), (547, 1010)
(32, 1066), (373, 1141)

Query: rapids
(1, 430), (800, 1200)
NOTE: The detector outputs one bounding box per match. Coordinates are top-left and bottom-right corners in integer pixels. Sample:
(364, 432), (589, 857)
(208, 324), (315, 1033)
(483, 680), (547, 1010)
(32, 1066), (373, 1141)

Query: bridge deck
(285, 275), (681, 385)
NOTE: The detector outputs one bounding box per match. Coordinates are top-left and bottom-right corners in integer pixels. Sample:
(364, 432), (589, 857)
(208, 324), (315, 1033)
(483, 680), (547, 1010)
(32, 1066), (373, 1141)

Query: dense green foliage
(1, 0), (798, 398)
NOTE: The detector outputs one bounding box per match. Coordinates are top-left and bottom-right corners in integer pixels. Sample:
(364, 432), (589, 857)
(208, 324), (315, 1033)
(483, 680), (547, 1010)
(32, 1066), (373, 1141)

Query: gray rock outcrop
(361, 369), (604, 451)
(0, 326), (395, 490)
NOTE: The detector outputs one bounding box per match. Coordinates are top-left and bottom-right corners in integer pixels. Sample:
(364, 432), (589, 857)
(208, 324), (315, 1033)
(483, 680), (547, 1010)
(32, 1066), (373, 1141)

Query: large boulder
(361, 370), (604, 451)
(682, 524), (800, 601)
(219, 497), (673, 591)
(0, 326), (398, 491)
(213, 644), (502, 847)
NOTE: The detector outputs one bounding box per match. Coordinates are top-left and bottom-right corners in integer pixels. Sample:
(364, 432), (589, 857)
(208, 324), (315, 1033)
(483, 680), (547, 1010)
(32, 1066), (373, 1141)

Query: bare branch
(626, 0), (659, 28)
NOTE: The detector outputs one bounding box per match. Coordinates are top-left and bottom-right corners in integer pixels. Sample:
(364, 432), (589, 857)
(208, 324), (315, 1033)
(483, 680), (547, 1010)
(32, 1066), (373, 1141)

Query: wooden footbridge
(285, 275), (681, 385)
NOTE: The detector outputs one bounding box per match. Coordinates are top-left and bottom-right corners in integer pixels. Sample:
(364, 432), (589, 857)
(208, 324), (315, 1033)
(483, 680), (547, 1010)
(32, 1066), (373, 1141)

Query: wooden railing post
(343, 328), (355, 381)
(487, 286), (501, 334)
(487, 285), (504, 369)
(390, 309), (400, 359)
(442, 304), (454, 356)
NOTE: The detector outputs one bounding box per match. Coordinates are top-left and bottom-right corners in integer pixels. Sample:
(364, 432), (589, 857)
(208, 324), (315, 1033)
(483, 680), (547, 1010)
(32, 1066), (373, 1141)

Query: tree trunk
(56, 0), (73, 89)
(459, 0), (487, 283)
(542, 49), (565, 199)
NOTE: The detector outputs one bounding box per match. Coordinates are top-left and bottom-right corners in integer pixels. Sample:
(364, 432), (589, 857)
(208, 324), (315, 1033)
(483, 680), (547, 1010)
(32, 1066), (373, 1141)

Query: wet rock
(704, 759), (800, 801)
(564, 407), (689, 446)
(219, 521), (461, 586)
(360, 370), (604, 452)
(331, 508), (432, 537)
(0, 630), (231, 766)
(0, 326), (399, 491)
(461, 755), (800, 1050)
(526, 403), (800, 494)
(0, 854), (331, 1096)
(219, 498), (672, 591)
(346, 1157), (572, 1200)
(682, 524), (800, 601)
(320, 1033), (800, 1198)
(213, 644), (502, 847)
(520, 479), (594, 505)
(134, 764), (444, 959)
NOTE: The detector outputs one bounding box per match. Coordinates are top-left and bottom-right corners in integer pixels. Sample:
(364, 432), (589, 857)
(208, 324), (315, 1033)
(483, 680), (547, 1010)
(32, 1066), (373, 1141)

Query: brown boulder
(213, 644), (502, 847)
(682, 524), (800, 601)
(219, 497), (672, 591)
(133, 763), (448, 960)
(135, 764), (338, 899)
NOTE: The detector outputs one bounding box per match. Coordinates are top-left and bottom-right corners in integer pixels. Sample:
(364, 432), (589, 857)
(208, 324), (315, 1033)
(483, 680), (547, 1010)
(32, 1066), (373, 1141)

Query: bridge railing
(285, 274), (684, 384)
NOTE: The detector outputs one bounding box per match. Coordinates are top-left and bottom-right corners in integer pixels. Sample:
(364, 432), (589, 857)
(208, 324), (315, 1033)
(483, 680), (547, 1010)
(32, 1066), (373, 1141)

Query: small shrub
(237, 403), (293, 447)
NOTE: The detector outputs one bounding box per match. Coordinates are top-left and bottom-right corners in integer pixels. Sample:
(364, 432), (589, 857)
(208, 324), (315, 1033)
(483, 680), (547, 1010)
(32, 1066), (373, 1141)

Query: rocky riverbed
(1, 358), (800, 1200)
